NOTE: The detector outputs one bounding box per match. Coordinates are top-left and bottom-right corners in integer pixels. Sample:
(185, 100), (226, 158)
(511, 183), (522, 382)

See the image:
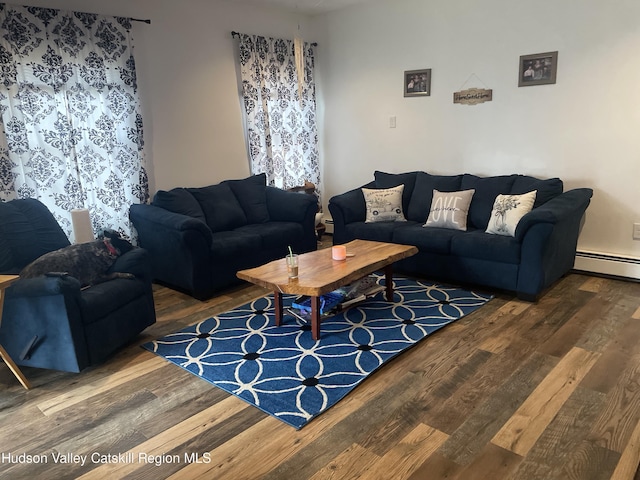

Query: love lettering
(428, 195), (464, 226)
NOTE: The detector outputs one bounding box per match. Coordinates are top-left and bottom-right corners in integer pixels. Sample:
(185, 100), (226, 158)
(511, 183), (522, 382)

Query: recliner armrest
(108, 247), (153, 283)
(2, 273), (88, 372)
(7, 274), (82, 298)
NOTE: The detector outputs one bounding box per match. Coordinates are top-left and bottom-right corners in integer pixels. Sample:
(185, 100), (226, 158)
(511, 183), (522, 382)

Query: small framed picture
(518, 51), (558, 87)
(404, 69), (431, 97)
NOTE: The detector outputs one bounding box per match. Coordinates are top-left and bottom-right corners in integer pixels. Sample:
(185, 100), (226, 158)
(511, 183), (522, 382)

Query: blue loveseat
(0, 198), (156, 373)
(130, 173), (318, 300)
(328, 171), (593, 300)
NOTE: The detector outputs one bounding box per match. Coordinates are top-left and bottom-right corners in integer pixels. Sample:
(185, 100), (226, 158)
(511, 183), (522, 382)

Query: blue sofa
(129, 173), (319, 300)
(0, 198), (156, 373)
(328, 171), (593, 300)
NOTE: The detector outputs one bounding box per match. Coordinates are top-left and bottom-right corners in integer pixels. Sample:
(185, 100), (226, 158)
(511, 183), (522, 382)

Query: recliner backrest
(0, 198), (70, 272)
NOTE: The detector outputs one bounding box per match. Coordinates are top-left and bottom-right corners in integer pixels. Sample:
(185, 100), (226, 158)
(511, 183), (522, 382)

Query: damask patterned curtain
(237, 33), (320, 193)
(0, 4), (148, 240)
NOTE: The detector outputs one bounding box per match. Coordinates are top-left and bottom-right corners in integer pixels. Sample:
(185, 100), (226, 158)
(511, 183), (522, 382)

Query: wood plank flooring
(1, 264), (640, 479)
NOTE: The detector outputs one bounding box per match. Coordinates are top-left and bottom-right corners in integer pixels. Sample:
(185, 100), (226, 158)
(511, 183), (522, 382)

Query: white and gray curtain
(236, 33), (320, 194)
(0, 4), (148, 240)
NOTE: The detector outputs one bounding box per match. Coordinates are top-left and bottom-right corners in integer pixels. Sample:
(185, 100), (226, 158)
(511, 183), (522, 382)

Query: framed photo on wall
(404, 69), (431, 97)
(518, 51), (558, 87)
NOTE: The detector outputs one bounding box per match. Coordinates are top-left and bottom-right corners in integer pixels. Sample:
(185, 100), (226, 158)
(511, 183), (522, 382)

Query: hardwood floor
(1, 266), (640, 479)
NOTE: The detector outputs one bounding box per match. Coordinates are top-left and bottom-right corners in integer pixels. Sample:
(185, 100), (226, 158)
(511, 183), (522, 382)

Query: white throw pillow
(486, 190), (537, 236)
(424, 189), (475, 231)
(362, 185), (407, 223)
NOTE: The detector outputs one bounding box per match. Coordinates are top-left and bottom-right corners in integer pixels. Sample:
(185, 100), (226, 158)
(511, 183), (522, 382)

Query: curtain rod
(231, 31), (317, 46)
(1, 3), (151, 23)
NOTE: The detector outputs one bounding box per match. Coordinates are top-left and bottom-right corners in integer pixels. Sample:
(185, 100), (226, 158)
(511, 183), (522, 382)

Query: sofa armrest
(515, 188), (593, 241)
(129, 204), (214, 297)
(329, 181), (375, 223)
(265, 187), (317, 222)
(515, 188), (593, 298)
(130, 204), (213, 241)
(265, 187), (318, 254)
(328, 181), (375, 244)
(130, 204), (213, 246)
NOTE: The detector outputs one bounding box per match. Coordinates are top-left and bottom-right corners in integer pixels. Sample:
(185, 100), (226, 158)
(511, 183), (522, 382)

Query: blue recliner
(0, 198), (156, 373)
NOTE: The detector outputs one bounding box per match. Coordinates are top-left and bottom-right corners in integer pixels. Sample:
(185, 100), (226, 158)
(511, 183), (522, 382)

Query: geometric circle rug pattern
(141, 276), (493, 429)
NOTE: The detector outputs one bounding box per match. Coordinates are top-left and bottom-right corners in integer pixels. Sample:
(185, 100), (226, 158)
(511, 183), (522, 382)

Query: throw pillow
(189, 183), (248, 232)
(407, 172), (463, 222)
(223, 173), (270, 224)
(486, 190), (537, 237)
(511, 175), (562, 207)
(152, 188), (206, 222)
(374, 170), (418, 214)
(460, 174), (517, 230)
(423, 189), (475, 231)
(362, 185), (407, 223)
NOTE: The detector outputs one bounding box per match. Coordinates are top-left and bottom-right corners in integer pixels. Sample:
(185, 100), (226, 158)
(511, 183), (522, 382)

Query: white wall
(8, 0), (640, 275)
(315, 0), (640, 267)
(13, 0), (313, 191)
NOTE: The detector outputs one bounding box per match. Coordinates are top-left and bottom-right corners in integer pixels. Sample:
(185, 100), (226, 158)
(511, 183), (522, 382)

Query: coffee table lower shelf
(284, 284), (385, 328)
(272, 265), (396, 341)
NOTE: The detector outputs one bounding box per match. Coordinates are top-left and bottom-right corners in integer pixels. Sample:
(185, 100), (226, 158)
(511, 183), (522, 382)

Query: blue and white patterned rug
(142, 276), (492, 429)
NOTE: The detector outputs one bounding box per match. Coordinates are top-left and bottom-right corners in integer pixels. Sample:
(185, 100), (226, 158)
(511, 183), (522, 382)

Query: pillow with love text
(423, 189), (475, 231)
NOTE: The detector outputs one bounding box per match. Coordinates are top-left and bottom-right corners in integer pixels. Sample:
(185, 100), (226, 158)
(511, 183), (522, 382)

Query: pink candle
(332, 245), (347, 261)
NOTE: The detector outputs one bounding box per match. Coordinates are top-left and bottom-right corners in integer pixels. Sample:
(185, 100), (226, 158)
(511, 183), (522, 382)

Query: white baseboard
(574, 250), (640, 280)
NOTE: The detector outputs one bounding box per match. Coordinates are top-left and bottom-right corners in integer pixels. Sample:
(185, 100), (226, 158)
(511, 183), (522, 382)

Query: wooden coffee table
(237, 239), (418, 340)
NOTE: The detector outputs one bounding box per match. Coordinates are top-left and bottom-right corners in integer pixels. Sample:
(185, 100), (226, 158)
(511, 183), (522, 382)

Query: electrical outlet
(634, 223), (640, 240)
(389, 116), (397, 128)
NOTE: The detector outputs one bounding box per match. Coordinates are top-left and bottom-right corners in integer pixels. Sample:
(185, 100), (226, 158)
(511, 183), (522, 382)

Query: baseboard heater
(574, 250), (640, 281)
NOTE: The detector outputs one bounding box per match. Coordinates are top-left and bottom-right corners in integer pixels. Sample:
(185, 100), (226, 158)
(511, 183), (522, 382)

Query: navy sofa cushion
(210, 230), (262, 258)
(224, 173), (270, 224)
(374, 171), (419, 215)
(450, 229), (521, 264)
(511, 175), (563, 207)
(392, 224), (459, 255)
(345, 221), (419, 243)
(189, 183), (247, 232)
(407, 172), (464, 222)
(237, 222), (306, 250)
(0, 198), (70, 271)
(460, 174), (517, 230)
(152, 188), (206, 222)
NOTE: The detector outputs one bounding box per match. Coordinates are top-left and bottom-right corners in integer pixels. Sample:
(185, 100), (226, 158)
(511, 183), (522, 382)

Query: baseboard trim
(574, 250), (640, 280)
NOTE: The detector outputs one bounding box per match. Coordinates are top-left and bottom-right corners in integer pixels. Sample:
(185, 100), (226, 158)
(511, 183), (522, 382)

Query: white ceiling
(226, 0), (375, 15)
